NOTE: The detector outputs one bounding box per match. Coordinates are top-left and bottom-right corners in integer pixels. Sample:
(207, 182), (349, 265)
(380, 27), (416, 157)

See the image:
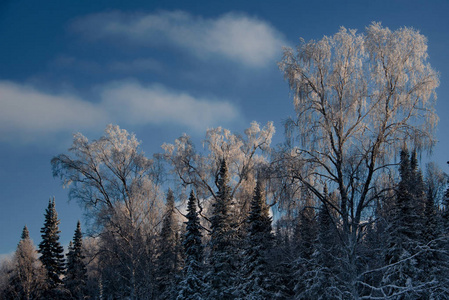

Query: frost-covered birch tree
(279, 23), (439, 298)
(162, 121), (274, 226)
(4, 226), (44, 299)
(52, 125), (164, 299)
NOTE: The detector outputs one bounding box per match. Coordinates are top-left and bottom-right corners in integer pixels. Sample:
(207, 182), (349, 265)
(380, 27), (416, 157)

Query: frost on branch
(278, 22), (439, 299)
(162, 121), (274, 223)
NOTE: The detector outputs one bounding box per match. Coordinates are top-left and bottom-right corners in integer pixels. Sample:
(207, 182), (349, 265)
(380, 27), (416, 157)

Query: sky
(1, 0), (448, 256)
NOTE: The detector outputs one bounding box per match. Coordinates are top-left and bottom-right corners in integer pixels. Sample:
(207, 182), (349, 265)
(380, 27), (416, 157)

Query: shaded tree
(300, 194), (342, 299)
(177, 190), (205, 300)
(38, 198), (65, 296)
(239, 180), (273, 299)
(206, 159), (238, 299)
(156, 189), (181, 299)
(292, 195), (317, 297)
(382, 150), (431, 298)
(65, 221), (87, 300)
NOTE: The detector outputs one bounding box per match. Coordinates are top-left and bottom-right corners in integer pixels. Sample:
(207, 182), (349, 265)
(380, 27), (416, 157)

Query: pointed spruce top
(21, 225), (30, 240)
(188, 190), (197, 213)
(73, 220), (83, 245)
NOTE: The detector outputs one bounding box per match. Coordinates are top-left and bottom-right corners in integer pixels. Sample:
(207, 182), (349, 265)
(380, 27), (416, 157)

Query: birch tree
(279, 23), (439, 298)
(52, 125), (164, 299)
(162, 121), (274, 224)
(5, 226), (44, 299)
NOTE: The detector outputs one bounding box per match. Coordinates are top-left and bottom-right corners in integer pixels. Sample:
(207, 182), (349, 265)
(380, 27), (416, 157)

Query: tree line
(1, 22), (448, 299)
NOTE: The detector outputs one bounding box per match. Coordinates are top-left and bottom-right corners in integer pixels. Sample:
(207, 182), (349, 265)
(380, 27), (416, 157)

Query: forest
(1, 23), (448, 300)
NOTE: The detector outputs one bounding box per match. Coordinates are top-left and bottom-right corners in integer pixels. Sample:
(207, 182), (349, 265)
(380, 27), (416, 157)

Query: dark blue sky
(1, 0), (448, 256)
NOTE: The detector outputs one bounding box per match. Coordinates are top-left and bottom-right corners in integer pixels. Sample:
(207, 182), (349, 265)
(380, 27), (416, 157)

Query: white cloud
(0, 80), (240, 143)
(0, 81), (107, 142)
(101, 81), (239, 131)
(71, 10), (287, 67)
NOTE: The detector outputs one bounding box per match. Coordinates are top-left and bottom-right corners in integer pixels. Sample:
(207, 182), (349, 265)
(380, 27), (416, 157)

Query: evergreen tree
(296, 197), (317, 262)
(293, 196), (317, 297)
(38, 198), (65, 296)
(359, 216), (385, 298)
(417, 174), (449, 298)
(156, 189), (181, 299)
(21, 226), (30, 240)
(177, 190), (205, 300)
(65, 221), (87, 300)
(240, 180), (273, 299)
(382, 150), (426, 298)
(207, 159), (237, 299)
(300, 189), (341, 300)
(269, 222), (294, 299)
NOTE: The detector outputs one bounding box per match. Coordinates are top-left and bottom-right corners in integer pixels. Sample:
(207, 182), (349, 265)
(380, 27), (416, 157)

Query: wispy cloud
(0, 80), (240, 143)
(71, 10), (287, 67)
(101, 81), (239, 131)
(0, 81), (107, 142)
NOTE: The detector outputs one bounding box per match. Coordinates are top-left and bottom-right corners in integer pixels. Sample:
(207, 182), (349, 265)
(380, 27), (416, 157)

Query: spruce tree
(207, 159), (237, 299)
(383, 150), (425, 298)
(301, 189), (341, 300)
(156, 189), (181, 299)
(270, 222), (294, 299)
(416, 169), (449, 298)
(177, 190), (205, 300)
(38, 198), (65, 295)
(293, 196), (317, 297)
(240, 180), (273, 299)
(65, 220), (87, 300)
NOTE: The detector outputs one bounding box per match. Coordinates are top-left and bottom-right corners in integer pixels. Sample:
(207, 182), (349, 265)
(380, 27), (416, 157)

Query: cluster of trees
(1, 23), (448, 299)
(0, 199), (87, 299)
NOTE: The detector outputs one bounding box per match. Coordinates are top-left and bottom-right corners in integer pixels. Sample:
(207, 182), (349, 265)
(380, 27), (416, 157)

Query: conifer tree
(295, 197), (316, 262)
(383, 150), (426, 298)
(207, 159), (237, 299)
(38, 198), (65, 295)
(269, 222), (294, 299)
(177, 190), (205, 300)
(21, 225), (30, 240)
(240, 180), (273, 299)
(359, 215), (385, 298)
(301, 189), (341, 300)
(156, 189), (181, 299)
(416, 168), (449, 298)
(293, 196), (317, 297)
(410, 151), (427, 230)
(65, 220), (87, 300)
